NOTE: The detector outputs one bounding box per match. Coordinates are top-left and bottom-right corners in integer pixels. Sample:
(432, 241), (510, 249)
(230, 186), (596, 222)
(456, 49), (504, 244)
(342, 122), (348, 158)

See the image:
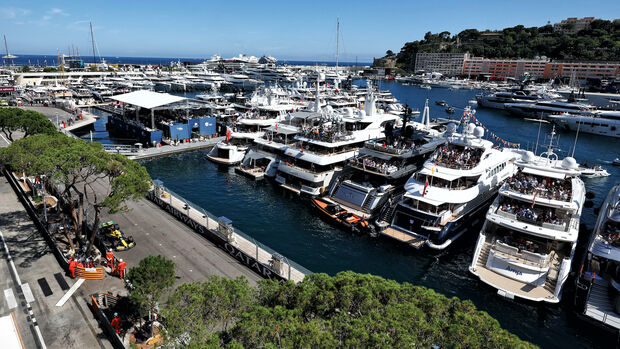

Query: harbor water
(138, 83), (619, 348)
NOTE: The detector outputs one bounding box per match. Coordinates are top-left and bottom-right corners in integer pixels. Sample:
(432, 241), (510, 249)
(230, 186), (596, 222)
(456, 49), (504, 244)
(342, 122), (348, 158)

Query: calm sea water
(127, 83), (616, 348)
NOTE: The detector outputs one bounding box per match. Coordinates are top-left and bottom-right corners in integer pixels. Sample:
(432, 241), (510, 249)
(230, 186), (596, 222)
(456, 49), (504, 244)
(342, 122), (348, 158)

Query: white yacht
(207, 96), (297, 166)
(469, 135), (585, 303)
(324, 100), (446, 220)
(381, 113), (517, 250)
(574, 185), (620, 330)
(206, 136), (248, 165)
(548, 112), (620, 139)
(504, 100), (597, 118)
(236, 123), (300, 180)
(476, 90), (545, 110)
(275, 83), (401, 196)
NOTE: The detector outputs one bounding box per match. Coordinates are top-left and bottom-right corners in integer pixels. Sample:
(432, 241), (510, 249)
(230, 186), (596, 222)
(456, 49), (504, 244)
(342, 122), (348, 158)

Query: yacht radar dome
(523, 151), (536, 163)
(446, 123), (457, 134)
(561, 157), (578, 170)
(474, 126), (484, 138)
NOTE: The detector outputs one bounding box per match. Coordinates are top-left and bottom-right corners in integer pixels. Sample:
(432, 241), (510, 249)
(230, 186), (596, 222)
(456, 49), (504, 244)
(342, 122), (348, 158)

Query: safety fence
(90, 293), (124, 349)
(1, 166), (69, 271)
(149, 180), (311, 283)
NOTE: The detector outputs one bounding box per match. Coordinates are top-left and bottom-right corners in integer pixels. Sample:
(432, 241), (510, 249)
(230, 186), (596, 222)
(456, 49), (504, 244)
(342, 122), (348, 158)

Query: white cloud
(49, 8), (68, 16)
(0, 7), (30, 19)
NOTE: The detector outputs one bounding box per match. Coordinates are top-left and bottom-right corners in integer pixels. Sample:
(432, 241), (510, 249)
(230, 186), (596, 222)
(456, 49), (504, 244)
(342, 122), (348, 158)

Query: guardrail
(102, 144), (140, 154)
(90, 293), (125, 349)
(2, 166), (69, 271)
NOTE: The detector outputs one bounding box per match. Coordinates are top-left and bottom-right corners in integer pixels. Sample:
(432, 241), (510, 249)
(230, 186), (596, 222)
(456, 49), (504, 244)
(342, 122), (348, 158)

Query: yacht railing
(364, 141), (408, 155)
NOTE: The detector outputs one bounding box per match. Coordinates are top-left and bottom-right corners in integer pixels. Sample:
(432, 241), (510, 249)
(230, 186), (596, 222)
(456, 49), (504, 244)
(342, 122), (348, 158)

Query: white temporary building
(110, 90), (187, 129)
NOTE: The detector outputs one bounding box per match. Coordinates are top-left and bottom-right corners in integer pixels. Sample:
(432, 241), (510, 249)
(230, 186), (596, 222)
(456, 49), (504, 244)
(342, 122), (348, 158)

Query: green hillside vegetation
(161, 271), (537, 348)
(392, 20), (620, 71)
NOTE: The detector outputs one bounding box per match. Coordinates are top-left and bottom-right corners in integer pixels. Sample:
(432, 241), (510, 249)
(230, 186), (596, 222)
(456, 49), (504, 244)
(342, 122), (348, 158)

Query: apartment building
(414, 52), (469, 76)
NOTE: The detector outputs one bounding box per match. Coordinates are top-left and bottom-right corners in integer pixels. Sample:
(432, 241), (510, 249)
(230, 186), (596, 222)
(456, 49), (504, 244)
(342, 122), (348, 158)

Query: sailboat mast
(3, 35), (9, 58)
(335, 18), (339, 70)
(90, 22), (97, 65)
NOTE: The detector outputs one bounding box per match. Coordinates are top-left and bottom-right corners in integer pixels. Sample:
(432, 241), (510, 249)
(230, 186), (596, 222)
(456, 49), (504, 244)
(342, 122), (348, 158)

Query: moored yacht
(275, 82), (401, 196)
(322, 100), (446, 221)
(476, 90), (545, 110)
(548, 112), (620, 139)
(380, 111), (517, 250)
(469, 135), (585, 303)
(236, 123), (300, 180)
(574, 185), (620, 330)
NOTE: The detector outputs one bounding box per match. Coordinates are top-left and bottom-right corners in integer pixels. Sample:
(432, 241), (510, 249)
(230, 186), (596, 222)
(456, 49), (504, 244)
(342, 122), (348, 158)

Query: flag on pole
(531, 191), (537, 207)
(423, 176), (429, 197)
(226, 129), (231, 143)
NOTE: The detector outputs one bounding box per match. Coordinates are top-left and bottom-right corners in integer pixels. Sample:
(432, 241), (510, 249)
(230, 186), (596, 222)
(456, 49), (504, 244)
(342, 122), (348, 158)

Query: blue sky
(1, 0), (618, 61)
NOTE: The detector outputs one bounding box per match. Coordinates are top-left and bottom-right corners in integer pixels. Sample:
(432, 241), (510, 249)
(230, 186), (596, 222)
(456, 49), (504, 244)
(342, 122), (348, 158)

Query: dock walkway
(126, 137), (224, 160)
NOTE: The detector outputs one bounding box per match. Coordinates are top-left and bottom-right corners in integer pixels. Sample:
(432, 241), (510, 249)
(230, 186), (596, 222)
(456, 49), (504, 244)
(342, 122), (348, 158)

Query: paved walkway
(20, 106), (97, 132)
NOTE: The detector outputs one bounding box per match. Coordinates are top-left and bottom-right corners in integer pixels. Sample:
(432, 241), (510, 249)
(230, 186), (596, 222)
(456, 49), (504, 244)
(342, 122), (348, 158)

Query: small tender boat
(420, 84), (431, 90)
(311, 198), (371, 233)
(435, 100), (447, 106)
(613, 158), (620, 166)
(468, 99), (478, 105)
(445, 106), (455, 114)
(578, 162), (610, 178)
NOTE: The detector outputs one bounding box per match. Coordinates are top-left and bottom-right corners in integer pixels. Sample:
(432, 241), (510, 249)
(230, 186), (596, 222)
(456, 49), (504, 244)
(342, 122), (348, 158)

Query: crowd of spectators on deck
(499, 201), (563, 226)
(501, 231), (543, 254)
(367, 137), (417, 153)
(602, 221), (620, 247)
(506, 172), (571, 201)
(351, 156), (399, 174)
(434, 144), (483, 169)
(300, 124), (351, 142)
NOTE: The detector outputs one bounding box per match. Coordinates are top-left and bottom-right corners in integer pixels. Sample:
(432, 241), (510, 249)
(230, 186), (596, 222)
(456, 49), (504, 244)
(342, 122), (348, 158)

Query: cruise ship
(275, 83), (401, 196)
(322, 100), (446, 220)
(574, 185), (620, 330)
(469, 135), (585, 303)
(380, 113), (517, 250)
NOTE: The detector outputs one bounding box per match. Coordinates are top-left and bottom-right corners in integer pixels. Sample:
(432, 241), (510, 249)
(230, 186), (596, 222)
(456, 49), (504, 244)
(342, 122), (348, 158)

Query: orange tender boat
(311, 197), (371, 233)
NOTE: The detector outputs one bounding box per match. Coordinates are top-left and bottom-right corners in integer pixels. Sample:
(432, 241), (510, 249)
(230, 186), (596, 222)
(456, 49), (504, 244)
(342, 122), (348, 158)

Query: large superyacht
(574, 185), (620, 330)
(379, 111), (517, 250)
(275, 84), (401, 196)
(316, 100), (445, 222)
(469, 131), (585, 303)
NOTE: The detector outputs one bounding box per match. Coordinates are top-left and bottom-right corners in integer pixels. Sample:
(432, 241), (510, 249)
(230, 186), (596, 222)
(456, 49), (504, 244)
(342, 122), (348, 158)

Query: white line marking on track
(4, 288), (17, 309)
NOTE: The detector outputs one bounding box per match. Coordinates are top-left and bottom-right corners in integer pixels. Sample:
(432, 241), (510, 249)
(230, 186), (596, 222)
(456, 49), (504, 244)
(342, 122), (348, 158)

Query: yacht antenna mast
(570, 117), (581, 157)
(90, 22), (97, 65)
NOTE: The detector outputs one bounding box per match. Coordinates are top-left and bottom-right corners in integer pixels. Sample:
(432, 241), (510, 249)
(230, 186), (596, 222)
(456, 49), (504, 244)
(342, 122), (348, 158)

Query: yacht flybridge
(275, 81), (401, 196)
(380, 110), (517, 250)
(469, 132), (585, 303)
